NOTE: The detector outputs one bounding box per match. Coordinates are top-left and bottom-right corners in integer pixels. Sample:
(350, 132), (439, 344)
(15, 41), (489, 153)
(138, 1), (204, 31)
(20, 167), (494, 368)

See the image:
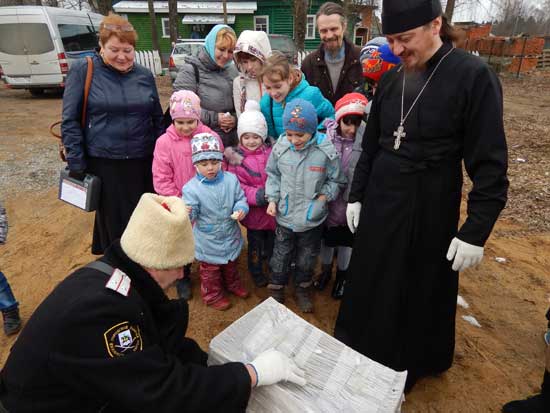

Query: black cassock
(335, 42), (509, 380)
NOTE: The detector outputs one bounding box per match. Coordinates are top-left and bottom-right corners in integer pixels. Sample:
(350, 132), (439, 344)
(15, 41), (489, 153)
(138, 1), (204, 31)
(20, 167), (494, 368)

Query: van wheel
(29, 88), (44, 97)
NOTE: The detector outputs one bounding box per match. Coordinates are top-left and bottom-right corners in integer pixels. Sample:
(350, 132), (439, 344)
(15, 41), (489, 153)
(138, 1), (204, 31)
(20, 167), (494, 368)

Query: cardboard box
(208, 298), (406, 412)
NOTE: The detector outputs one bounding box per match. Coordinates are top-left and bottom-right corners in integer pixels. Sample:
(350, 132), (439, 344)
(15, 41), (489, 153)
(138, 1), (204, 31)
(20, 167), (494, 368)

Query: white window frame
(306, 14), (316, 39)
(254, 15), (269, 33)
(161, 17), (170, 39)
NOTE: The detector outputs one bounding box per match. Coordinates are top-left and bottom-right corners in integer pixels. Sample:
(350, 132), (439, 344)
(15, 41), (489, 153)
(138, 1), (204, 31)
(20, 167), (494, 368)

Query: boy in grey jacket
(266, 99), (346, 313)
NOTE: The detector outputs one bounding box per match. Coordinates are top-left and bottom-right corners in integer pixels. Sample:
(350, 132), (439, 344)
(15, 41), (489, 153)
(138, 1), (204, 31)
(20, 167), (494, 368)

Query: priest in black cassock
(334, 0), (509, 392)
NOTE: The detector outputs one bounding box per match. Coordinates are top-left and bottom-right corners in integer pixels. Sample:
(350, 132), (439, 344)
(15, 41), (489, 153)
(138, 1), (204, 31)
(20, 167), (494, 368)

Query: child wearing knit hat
(315, 93), (368, 300)
(154, 91), (224, 198)
(265, 99), (346, 313)
(356, 39), (400, 102)
(226, 100), (275, 288)
(182, 133), (250, 311)
(152, 90), (224, 301)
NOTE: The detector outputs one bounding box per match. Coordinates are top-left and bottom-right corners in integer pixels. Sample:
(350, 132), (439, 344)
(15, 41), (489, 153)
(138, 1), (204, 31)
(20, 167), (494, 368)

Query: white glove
(446, 237), (484, 272)
(250, 349), (307, 387)
(346, 202), (362, 233)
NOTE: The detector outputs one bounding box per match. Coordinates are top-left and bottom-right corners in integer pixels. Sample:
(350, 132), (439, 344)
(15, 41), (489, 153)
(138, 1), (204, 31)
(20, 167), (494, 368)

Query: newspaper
(208, 298), (407, 412)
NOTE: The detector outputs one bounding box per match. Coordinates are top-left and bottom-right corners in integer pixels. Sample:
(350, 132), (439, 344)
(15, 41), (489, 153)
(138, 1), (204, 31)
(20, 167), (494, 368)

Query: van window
(58, 24), (98, 52)
(0, 23), (54, 55)
(174, 43), (203, 56)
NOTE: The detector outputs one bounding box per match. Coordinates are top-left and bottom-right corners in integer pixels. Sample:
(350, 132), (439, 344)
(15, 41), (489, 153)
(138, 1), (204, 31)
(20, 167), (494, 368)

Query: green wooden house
(112, 0), (335, 56)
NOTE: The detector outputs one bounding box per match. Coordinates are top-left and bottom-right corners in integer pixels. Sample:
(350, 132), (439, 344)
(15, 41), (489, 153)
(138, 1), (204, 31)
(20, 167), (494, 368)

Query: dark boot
(252, 273), (268, 288)
(502, 371), (550, 413)
(268, 284), (285, 304)
(314, 264), (332, 291)
(331, 270), (347, 299)
(295, 283), (313, 313)
(248, 236), (267, 287)
(176, 265), (192, 300)
(2, 307), (22, 336)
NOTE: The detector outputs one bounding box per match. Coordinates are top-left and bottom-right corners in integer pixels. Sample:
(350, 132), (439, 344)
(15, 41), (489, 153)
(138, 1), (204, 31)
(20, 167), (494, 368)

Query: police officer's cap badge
(104, 321), (143, 357)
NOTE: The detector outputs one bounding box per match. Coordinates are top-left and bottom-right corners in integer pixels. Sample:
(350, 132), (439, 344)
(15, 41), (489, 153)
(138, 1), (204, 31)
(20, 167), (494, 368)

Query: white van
(0, 6), (103, 95)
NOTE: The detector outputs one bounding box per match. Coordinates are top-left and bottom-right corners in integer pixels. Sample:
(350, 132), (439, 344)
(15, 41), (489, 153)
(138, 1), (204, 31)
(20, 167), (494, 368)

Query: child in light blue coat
(265, 99), (346, 313)
(182, 133), (249, 311)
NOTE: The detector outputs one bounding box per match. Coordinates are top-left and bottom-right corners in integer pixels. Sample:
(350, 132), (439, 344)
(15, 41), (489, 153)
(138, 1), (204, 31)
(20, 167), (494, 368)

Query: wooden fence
(135, 50), (163, 76)
(537, 49), (550, 70)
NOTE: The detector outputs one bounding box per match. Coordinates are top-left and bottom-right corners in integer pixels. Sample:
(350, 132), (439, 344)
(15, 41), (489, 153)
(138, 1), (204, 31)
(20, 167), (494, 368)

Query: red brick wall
(464, 37), (544, 57)
(466, 23), (492, 40)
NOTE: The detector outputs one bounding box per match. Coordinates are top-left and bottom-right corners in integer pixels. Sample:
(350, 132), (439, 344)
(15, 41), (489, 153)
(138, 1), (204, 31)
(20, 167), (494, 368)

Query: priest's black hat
(382, 0), (442, 35)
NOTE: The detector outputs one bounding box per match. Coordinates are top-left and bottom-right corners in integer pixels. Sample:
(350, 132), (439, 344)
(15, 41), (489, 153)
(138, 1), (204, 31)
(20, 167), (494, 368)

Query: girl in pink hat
(152, 90), (224, 300)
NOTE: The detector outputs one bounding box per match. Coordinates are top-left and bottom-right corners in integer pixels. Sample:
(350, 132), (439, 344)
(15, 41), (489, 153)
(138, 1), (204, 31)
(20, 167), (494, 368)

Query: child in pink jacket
(225, 100), (275, 287)
(153, 90), (223, 300)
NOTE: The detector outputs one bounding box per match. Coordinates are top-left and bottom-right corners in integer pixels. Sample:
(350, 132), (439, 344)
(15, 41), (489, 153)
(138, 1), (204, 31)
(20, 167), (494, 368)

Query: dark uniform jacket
(300, 38), (362, 106)
(0, 241), (251, 412)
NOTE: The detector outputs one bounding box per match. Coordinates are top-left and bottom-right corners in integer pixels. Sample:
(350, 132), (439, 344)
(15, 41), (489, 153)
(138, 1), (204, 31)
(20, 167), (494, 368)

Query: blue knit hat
(191, 133), (223, 164)
(283, 99), (318, 135)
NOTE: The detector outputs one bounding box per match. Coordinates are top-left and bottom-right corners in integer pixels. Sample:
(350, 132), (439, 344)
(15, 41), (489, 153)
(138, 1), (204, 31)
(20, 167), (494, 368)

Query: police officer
(0, 194), (306, 412)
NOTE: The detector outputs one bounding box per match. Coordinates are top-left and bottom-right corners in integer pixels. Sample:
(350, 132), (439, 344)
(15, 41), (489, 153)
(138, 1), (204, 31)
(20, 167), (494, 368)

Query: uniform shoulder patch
(104, 321), (143, 357)
(105, 268), (132, 297)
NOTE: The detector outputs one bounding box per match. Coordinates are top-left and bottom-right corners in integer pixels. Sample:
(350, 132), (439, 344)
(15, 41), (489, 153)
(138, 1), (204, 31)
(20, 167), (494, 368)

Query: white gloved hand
(346, 202), (362, 233)
(446, 237), (484, 272)
(250, 349), (307, 387)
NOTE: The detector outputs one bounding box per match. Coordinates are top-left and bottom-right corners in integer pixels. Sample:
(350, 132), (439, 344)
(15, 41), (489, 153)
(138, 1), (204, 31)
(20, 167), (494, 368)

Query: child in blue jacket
(182, 133), (249, 311)
(265, 99), (346, 313)
(260, 51), (335, 140)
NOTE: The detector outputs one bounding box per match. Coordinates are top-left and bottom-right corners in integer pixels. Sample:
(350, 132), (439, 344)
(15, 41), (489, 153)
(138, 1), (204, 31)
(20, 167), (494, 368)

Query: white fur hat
(121, 194), (194, 269)
(237, 100), (268, 141)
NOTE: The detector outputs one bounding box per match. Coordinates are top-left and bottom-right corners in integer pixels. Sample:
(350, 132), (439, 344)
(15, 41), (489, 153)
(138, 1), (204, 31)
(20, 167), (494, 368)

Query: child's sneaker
(209, 296), (231, 311)
(295, 284), (313, 313)
(2, 307), (22, 336)
(228, 284), (249, 299)
(268, 284), (285, 304)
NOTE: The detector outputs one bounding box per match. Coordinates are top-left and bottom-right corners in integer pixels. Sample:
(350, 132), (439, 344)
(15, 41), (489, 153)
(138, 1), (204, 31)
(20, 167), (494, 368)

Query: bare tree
(445, 0), (456, 20)
(293, 0), (307, 52)
(491, 0), (550, 36)
(89, 0), (111, 15)
(168, 0), (178, 45)
(148, 0), (160, 54)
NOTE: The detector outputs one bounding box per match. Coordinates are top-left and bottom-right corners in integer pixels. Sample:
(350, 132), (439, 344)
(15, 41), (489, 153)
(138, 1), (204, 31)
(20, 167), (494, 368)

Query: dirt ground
(0, 72), (549, 412)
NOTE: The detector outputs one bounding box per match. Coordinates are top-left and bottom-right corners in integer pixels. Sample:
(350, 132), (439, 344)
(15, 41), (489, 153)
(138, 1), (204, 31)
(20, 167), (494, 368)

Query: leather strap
(85, 260), (115, 276)
(81, 56), (93, 129)
(49, 56), (94, 162)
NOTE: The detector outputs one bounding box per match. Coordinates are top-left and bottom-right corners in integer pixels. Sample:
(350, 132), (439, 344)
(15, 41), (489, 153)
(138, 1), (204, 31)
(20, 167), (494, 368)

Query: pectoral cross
(393, 124), (406, 150)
